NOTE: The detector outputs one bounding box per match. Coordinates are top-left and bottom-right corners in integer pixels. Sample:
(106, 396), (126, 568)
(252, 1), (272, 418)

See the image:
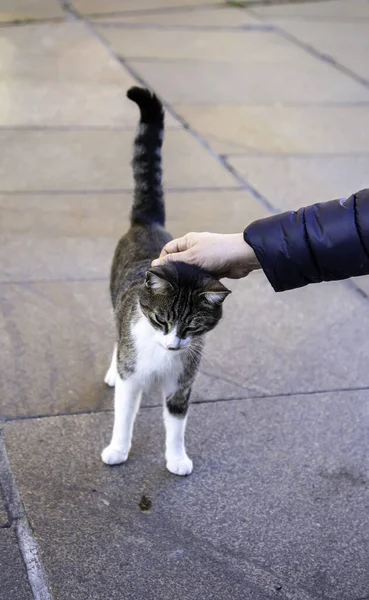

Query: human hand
(151, 232), (260, 279)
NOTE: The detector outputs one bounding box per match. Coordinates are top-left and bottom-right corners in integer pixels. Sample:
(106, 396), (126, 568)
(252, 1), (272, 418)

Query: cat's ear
(199, 281), (231, 305)
(145, 269), (174, 294)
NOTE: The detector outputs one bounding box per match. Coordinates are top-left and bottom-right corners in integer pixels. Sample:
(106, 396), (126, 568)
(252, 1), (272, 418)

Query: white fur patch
(164, 408), (193, 476)
(131, 313), (184, 388)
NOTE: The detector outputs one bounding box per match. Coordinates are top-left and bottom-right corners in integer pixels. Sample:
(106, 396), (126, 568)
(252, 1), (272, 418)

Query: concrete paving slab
(203, 273), (369, 396)
(96, 27), (314, 63)
(72, 0), (223, 16)
(0, 0), (64, 22)
(0, 22), (149, 126)
(272, 20), (369, 83)
(174, 104), (369, 154)
(0, 279), (246, 420)
(4, 393), (369, 600)
(0, 129), (237, 192)
(228, 155), (369, 212)
(353, 276), (369, 298)
(0, 23), (126, 83)
(128, 58), (369, 104)
(0, 190), (266, 283)
(92, 6), (259, 27)
(252, 0), (369, 20)
(0, 528), (32, 600)
(3, 266), (369, 419)
(0, 494), (8, 526)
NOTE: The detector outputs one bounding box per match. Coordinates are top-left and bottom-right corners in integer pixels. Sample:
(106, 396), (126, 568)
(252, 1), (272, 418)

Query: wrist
(244, 240), (261, 271)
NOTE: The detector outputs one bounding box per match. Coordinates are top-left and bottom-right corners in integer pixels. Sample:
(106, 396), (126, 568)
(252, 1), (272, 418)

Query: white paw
(166, 456), (193, 476)
(101, 445), (128, 465)
(104, 367), (117, 387)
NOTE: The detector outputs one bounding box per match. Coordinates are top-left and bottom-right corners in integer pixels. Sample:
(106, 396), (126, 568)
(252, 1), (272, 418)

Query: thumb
(151, 250), (192, 267)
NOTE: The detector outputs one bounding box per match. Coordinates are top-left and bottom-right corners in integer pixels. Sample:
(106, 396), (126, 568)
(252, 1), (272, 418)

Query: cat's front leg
(163, 386), (193, 476)
(104, 344), (117, 387)
(101, 374), (142, 465)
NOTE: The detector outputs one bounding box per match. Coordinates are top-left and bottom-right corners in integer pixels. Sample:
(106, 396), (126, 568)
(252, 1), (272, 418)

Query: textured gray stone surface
(0, 279), (245, 419)
(228, 155), (369, 212)
(0, 130), (236, 192)
(0, 190), (266, 283)
(0, 493), (8, 526)
(73, 0), (223, 14)
(272, 20), (369, 83)
(3, 265), (369, 419)
(128, 58), (369, 105)
(204, 274), (369, 395)
(252, 0), (369, 20)
(4, 393), (369, 600)
(96, 27), (317, 63)
(174, 104), (369, 155)
(0, 528), (33, 600)
(0, 0), (64, 22)
(93, 6), (259, 26)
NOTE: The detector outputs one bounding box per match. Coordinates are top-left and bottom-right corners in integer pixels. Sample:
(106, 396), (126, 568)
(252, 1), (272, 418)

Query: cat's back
(110, 223), (171, 307)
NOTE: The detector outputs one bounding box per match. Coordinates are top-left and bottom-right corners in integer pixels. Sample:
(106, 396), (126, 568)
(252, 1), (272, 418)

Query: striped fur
(127, 87), (165, 227)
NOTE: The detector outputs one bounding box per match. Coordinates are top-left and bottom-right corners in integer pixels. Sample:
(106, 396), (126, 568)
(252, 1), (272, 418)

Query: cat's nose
(167, 342), (181, 351)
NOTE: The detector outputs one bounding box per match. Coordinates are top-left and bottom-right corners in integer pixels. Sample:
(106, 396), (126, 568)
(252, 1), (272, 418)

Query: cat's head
(139, 262), (231, 352)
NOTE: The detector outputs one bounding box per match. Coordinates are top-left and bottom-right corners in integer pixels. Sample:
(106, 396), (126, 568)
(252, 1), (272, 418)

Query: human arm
(152, 189), (369, 290)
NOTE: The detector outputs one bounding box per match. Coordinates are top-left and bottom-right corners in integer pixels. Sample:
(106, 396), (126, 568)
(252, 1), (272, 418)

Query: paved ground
(1, 1), (369, 599)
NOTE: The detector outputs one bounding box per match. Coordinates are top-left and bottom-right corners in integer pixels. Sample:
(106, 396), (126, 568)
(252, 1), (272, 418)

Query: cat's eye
(183, 325), (201, 337)
(150, 315), (168, 333)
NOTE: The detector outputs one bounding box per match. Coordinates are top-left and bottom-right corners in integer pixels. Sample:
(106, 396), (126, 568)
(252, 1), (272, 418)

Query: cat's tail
(127, 86), (165, 227)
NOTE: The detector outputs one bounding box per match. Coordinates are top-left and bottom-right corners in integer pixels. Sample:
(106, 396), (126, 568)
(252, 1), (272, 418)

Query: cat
(101, 86), (231, 476)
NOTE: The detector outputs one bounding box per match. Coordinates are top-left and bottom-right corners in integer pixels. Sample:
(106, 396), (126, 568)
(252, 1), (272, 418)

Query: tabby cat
(101, 87), (230, 476)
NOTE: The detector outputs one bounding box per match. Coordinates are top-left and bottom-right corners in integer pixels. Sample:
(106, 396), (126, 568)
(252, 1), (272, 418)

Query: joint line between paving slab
(0, 185), (240, 195)
(3, 383), (369, 423)
(90, 23), (274, 31)
(75, 3), (231, 20)
(0, 433), (53, 600)
(0, 16), (67, 28)
(273, 27), (369, 89)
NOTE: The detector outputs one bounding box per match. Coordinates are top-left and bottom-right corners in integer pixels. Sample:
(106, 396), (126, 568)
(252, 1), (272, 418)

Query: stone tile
(0, 130), (237, 192)
(96, 28), (310, 63)
(4, 258), (369, 419)
(203, 273), (369, 396)
(0, 0), (64, 22)
(0, 494), (8, 526)
(174, 104), (369, 154)
(228, 155), (369, 212)
(0, 23), (152, 126)
(128, 58), (369, 104)
(0, 190), (266, 282)
(0, 280), (245, 420)
(0, 281), (114, 419)
(272, 20), (369, 83)
(0, 528), (32, 600)
(253, 0), (369, 20)
(92, 6), (259, 26)
(72, 0), (223, 15)
(4, 393), (369, 600)
(353, 275), (369, 298)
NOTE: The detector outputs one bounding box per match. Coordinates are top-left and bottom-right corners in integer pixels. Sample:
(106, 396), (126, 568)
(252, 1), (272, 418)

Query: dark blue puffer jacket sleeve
(243, 189), (369, 292)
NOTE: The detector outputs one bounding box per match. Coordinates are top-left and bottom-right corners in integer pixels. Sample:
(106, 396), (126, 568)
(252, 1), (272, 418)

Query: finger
(151, 250), (191, 267)
(159, 236), (190, 258)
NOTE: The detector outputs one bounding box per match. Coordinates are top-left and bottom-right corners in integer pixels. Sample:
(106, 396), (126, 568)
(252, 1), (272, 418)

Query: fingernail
(151, 259), (160, 266)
